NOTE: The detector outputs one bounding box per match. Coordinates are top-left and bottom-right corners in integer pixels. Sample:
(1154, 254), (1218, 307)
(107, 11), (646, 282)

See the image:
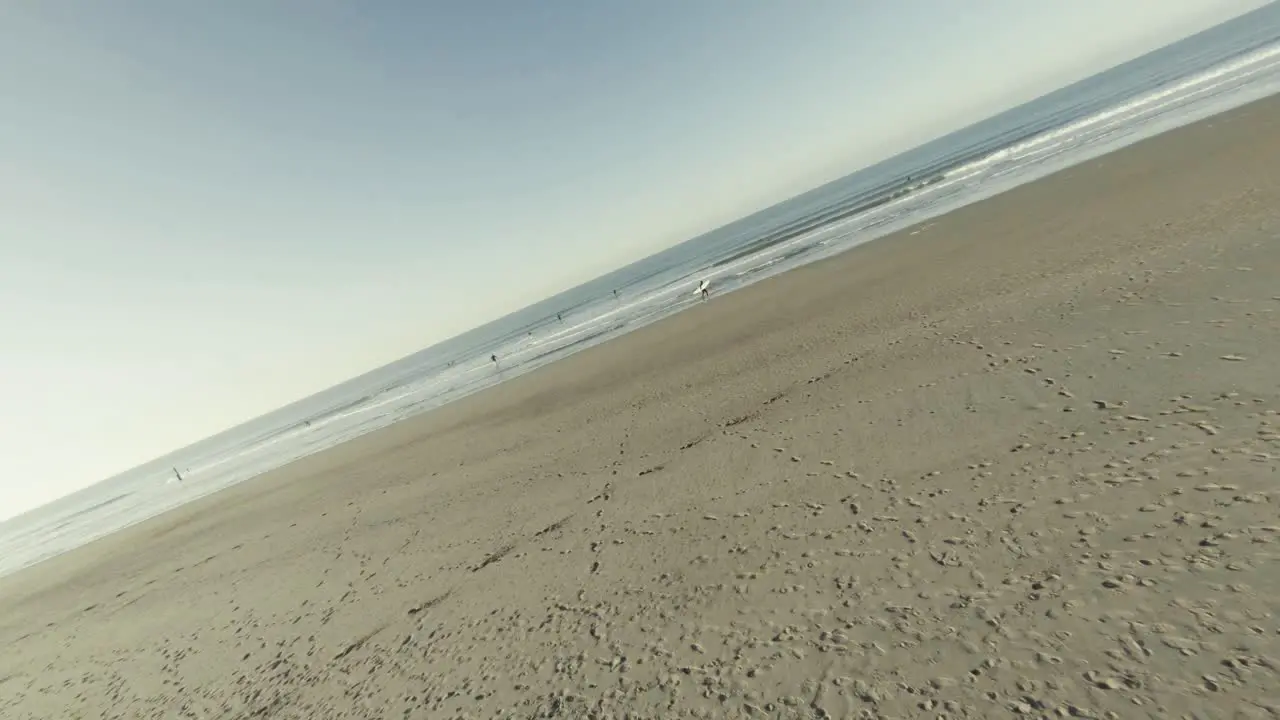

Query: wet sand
(2, 96), (1280, 720)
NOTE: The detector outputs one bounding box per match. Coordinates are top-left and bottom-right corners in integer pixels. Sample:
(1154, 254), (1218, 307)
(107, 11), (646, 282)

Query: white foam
(946, 42), (1280, 185)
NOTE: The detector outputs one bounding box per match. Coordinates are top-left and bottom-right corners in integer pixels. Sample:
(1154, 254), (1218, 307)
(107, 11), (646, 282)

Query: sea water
(3, 5), (1279, 580)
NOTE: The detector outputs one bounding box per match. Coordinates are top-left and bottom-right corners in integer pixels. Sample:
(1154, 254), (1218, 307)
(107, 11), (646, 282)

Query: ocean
(3, 4), (1280, 580)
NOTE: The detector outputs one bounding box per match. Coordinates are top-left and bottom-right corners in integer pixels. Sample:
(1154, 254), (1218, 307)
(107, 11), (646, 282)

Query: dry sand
(3, 97), (1280, 720)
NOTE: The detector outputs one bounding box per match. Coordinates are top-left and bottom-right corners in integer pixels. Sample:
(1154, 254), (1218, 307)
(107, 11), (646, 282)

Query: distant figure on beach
(697, 279), (710, 300)
(556, 313), (562, 322)
(172, 467), (183, 483)
(613, 289), (618, 298)
(491, 353), (498, 365)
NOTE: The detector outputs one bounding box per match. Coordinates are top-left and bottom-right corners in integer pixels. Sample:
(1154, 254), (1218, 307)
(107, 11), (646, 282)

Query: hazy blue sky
(0, 0), (1269, 518)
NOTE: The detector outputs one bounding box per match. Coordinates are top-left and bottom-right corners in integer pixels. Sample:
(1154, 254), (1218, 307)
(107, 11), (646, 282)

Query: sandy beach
(3, 95), (1280, 720)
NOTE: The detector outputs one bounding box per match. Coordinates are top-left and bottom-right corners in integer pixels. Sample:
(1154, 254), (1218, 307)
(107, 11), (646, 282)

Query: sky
(0, 0), (1271, 519)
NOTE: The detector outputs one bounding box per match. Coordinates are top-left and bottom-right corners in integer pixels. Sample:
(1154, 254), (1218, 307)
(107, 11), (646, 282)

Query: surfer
(556, 312), (562, 322)
(697, 279), (710, 300)
(172, 467), (184, 483)
(491, 353), (498, 365)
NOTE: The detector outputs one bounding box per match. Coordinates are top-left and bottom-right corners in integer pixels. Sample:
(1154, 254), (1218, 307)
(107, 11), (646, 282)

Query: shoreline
(2, 87), (1265, 584)
(5, 93), (1278, 588)
(2, 93), (1279, 718)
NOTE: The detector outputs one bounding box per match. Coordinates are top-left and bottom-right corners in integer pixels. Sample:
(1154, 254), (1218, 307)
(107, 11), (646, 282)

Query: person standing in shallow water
(491, 354), (498, 365)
